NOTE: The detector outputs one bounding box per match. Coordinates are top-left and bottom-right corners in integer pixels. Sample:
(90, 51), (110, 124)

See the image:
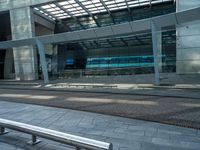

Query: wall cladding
(176, 0), (200, 74)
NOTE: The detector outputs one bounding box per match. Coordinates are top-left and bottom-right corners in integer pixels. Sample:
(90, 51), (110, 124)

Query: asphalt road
(0, 88), (200, 129)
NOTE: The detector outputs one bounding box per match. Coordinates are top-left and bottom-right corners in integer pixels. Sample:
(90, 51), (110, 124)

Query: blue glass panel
(66, 58), (74, 65)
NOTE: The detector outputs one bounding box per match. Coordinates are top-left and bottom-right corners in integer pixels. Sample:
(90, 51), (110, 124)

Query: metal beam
(0, 6), (200, 49)
(99, 0), (116, 24)
(94, 41), (100, 47)
(120, 38), (128, 46)
(135, 36), (144, 45)
(80, 42), (88, 49)
(74, 0), (100, 27)
(36, 39), (49, 84)
(106, 39), (113, 47)
(150, 0), (152, 8)
(55, 3), (86, 29)
(124, 0), (132, 21)
(56, 19), (73, 32)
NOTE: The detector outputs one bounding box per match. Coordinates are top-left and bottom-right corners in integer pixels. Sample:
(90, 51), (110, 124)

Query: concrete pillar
(10, 7), (38, 80)
(0, 0), (56, 12)
(36, 39), (49, 84)
(151, 21), (161, 85)
(4, 49), (15, 79)
(52, 45), (58, 75)
(176, 0), (200, 74)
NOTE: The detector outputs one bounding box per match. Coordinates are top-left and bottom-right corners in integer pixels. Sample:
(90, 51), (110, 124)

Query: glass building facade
(32, 0), (176, 77)
(0, 0), (179, 80)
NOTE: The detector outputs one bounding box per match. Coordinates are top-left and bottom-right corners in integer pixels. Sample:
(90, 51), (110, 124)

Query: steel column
(0, 126), (5, 134)
(151, 21), (160, 85)
(0, 126), (8, 135)
(36, 39), (49, 84)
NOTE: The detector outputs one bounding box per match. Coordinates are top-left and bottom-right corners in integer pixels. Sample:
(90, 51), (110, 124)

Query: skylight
(34, 0), (173, 21)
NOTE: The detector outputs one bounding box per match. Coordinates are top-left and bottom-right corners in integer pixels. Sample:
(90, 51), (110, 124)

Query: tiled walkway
(0, 101), (200, 150)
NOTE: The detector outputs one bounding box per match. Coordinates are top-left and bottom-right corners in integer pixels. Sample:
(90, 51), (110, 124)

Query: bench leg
(76, 147), (86, 150)
(28, 135), (41, 145)
(0, 127), (8, 135)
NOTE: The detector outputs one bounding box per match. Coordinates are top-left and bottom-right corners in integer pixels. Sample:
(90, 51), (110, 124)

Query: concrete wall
(35, 23), (54, 36)
(10, 7), (38, 80)
(4, 49), (15, 79)
(0, 0), (55, 11)
(176, 0), (200, 74)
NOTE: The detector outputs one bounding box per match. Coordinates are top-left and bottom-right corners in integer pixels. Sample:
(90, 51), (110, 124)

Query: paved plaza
(0, 101), (200, 150)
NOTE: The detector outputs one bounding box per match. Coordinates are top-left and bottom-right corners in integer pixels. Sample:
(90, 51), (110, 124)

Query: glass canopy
(34, 0), (174, 20)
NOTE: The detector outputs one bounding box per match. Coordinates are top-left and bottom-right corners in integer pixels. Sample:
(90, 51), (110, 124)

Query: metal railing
(0, 118), (113, 150)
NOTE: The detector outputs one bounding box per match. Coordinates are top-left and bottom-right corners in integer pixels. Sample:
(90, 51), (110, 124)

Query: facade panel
(176, 0), (200, 74)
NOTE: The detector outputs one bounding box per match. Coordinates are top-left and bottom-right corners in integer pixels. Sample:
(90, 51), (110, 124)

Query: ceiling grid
(34, 0), (173, 20)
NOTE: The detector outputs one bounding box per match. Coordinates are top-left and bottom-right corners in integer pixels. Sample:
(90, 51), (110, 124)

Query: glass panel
(34, 0), (174, 20)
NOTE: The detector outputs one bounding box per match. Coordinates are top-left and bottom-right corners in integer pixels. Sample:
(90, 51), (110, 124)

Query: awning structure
(0, 3), (198, 85)
(0, 5), (199, 50)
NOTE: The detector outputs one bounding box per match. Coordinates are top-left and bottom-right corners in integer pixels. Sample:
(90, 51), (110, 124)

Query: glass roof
(34, 0), (174, 20)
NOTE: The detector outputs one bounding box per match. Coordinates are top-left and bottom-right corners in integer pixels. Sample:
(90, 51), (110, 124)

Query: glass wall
(54, 28), (176, 78)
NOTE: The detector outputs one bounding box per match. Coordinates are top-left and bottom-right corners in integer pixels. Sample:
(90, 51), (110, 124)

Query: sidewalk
(1, 73), (200, 91)
(0, 80), (200, 99)
(0, 101), (200, 150)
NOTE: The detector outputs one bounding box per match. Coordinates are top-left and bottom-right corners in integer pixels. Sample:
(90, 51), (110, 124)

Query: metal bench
(55, 84), (117, 89)
(0, 118), (112, 150)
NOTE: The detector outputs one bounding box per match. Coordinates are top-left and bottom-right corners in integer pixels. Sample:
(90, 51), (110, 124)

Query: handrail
(0, 118), (112, 150)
